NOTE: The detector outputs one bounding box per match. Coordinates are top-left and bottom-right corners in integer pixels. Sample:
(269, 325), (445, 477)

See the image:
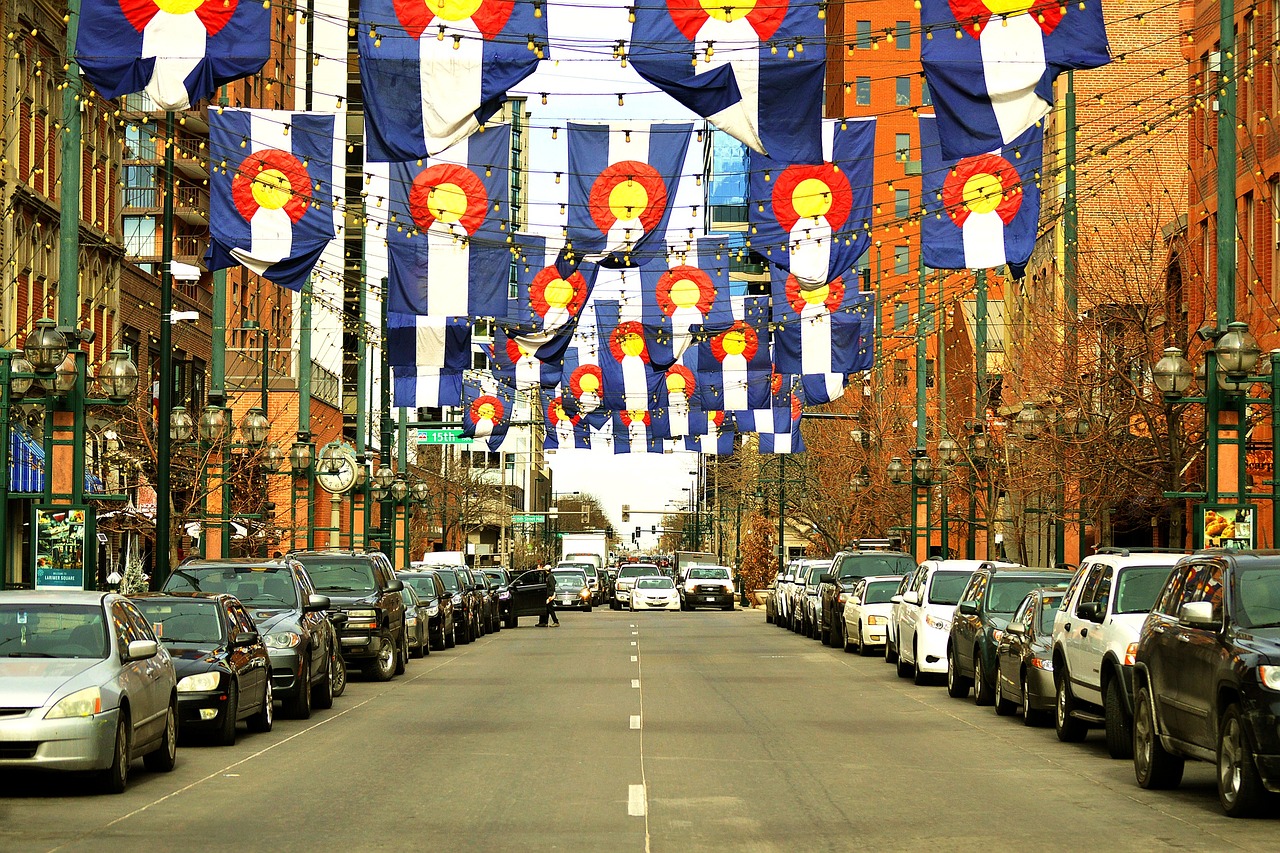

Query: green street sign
(417, 428), (469, 445)
(511, 513), (545, 524)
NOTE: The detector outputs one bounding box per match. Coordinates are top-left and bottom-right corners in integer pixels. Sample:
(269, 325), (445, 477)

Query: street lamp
(937, 436), (961, 467)
(290, 436), (314, 472)
(1014, 401), (1046, 441)
(239, 407), (270, 446)
(391, 476), (410, 504)
(169, 405), (194, 442)
(24, 319), (67, 374)
(261, 441), (286, 474)
(1153, 347), (1194, 398)
(886, 456), (908, 485)
(197, 405), (233, 443)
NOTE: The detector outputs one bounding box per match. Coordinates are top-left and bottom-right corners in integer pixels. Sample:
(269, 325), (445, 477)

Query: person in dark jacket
(537, 569), (560, 627)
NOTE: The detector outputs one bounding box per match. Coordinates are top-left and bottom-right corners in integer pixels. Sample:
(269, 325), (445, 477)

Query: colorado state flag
(206, 110), (337, 292)
(461, 373), (516, 451)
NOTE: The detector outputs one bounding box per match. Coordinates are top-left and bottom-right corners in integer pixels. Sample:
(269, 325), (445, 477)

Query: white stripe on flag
(417, 19), (484, 154)
(980, 15), (1050, 146)
(427, 228), (471, 317)
(800, 312), (833, 375)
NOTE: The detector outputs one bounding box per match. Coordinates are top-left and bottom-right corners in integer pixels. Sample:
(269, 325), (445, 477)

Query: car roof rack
(1090, 546), (1194, 558)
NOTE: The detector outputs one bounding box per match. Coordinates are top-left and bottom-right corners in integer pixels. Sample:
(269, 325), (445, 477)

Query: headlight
(426, 603), (440, 616)
(1260, 665), (1280, 690)
(1030, 658), (1054, 672)
(924, 614), (950, 632)
(177, 671), (222, 693)
(451, 594), (463, 605)
(265, 631), (301, 649)
(45, 686), (102, 719)
(1124, 642), (1139, 667)
(499, 591), (511, 600)
(991, 629), (1004, 643)
(867, 615), (886, 625)
(580, 588), (591, 599)
(347, 608), (377, 619)
(837, 593), (849, 605)
(406, 616), (419, 627)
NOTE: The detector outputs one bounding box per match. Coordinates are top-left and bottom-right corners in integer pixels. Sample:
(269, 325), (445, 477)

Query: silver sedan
(0, 590), (179, 793)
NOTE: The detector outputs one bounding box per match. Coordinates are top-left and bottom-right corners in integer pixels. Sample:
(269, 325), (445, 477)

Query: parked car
(560, 560), (606, 606)
(550, 568), (593, 611)
(841, 575), (904, 655)
(680, 565), (735, 611)
(772, 561), (801, 628)
(398, 585), (429, 658)
(132, 593), (273, 745)
(397, 571), (455, 650)
(463, 568), (499, 635)
(630, 576), (681, 611)
(164, 557), (335, 717)
(483, 568), (518, 629)
(289, 551), (407, 682)
(947, 565), (1073, 705)
(613, 563), (659, 610)
(993, 588), (1066, 725)
(820, 545), (916, 647)
(0, 591), (178, 793)
(795, 561), (828, 638)
(1133, 551), (1280, 817)
(1051, 549), (1183, 757)
(433, 567), (477, 644)
(895, 560), (1008, 685)
(883, 574), (912, 663)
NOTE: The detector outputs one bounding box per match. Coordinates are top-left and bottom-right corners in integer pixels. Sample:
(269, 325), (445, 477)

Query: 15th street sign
(417, 429), (470, 445)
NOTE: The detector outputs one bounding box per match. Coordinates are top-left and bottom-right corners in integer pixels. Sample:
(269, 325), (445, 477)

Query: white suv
(1050, 549), (1183, 758)
(894, 560), (1017, 685)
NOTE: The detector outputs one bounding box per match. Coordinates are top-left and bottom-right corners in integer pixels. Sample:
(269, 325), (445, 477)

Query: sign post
(1196, 503), (1255, 550)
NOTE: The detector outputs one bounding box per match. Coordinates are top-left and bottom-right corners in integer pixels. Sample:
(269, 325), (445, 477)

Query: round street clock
(316, 442), (359, 495)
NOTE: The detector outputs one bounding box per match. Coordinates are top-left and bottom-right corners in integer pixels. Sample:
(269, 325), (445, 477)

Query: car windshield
(483, 572), (506, 586)
(1037, 596), (1065, 634)
(988, 577), (1069, 613)
(435, 570), (461, 593)
(1114, 566), (1175, 614)
(838, 554), (915, 579)
(401, 576), (438, 600)
(1235, 567), (1280, 628)
(296, 560), (376, 593)
(864, 580), (901, 605)
(927, 572), (973, 605)
(637, 577), (674, 589)
(618, 565), (656, 579)
(553, 571), (587, 590)
(689, 568), (730, 580)
(0, 604), (108, 659)
(134, 600), (223, 645)
(164, 566), (298, 608)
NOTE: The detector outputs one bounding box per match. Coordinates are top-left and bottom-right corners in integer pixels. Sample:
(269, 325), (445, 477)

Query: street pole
(354, 259), (369, 550)
(155, 110), (176, 586)
(59, 0), (81, 326)
(777, 456), (785, 578)
(379, 278), (392, 553)
(915, 258), (928, 559)
(0, 353), (12, 585)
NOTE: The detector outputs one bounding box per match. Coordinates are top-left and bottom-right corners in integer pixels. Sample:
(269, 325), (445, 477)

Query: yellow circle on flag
(428, 182), (468, 223)
(667, 373), (687, 394)
(722, 330), (747, 356)
(475, 402), (496, 420)
(699, 0), (755, 22)
(579, 373), (600, 394)
(669, 278), (701, 309)
(962, 173), (1003, 214)
(543, 277), (573, 309)
(432, 0), (485, 22)
(801, 284), (830, 306)
(608, 180), (649, 221)
(620, 333), (645, 358)
(251, 169), (293, 210)
(792, 178), (833, 220)
(153, 0), (207, 15)
(981, 0), (1036, 16)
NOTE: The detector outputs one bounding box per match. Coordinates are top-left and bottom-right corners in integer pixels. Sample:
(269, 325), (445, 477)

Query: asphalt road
(2, 608), (1276, 852)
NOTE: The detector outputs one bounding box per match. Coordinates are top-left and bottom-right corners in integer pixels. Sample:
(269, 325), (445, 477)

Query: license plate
(706, 596), (716, 601)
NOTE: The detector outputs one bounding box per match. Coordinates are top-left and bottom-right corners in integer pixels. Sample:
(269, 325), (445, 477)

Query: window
(895, 189), (910, 218)
(895, 77), (911, 106)
(893, 358), (909, 386)
(123, 216), (155, 258)
(855, 20), (872, 49)
(894, 302), (908, 329)
(855, 77), (871, 106)
(925, 358), (935, 388)
(123, 165), (155, 208)
(894, 245), (909, 275)
(921, 77), (932, 106)
(895, 133), (911, 162)
(895, 21), (910, 49)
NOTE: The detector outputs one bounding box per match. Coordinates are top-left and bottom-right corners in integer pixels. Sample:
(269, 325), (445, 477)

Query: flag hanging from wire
(596, 302), (664, 413)
(506, 234), (597, 336)
(682, 411), (735, 455)
(489, 326), (563, 390)
(77, 0), (270, 110)
(359, 0), (546, 158)
(694, 296), (771, 412)
(206, 110), (337, 292)
(460, 373), (516, 451)
(920, 115), (1043, 278)
(920, 0), (1108, 159)
(770, 271), (874, 404)
(613, 409), (663, 455)
(387, 315), (471, 408)
(642, 238), (733, 367)
(628, 0), (824, 162)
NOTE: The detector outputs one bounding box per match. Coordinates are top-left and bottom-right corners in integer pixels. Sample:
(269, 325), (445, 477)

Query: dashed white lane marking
(630, 714), (641, 730)
(631, 655), (638, 662)
(631, 631), (638, 635)
(631, 641), (637, 646)
(628, 783), (647, 816)
(631, 679), (640, 688)
(630, 624), (636, 628)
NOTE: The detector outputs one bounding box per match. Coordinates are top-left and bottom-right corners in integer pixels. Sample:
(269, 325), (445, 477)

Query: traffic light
(634, 525), (641, 539)
(621, 504), (630, 522)
(651, 525), (657, 535)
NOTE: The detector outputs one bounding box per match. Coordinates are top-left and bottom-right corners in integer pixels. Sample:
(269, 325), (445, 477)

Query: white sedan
(629, 576), (681, 611)
(842, 575), (906, 655)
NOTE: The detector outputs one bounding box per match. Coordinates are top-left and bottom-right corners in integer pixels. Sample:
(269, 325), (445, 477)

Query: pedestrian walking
(537, 567), (560, 627)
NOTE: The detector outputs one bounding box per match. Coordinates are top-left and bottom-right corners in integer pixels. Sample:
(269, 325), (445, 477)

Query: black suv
(162, 557), (336, 719)
(947, 565), (1073, 704)
(1133, 551), (1280, 817)
(819, 546), (916, 648)
(433, 566), (478, 644)
(290, 551), (407, 682)
(398, 571), (456, 651)
(483, 568), (518, 629)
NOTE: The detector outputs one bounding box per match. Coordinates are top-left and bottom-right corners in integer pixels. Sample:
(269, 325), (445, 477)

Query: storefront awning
(8, 430), (105, 495)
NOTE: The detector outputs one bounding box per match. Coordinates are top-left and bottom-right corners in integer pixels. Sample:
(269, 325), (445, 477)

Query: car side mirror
(819, 573), (835, 584)
(891, 595), (903, 604)
(305, 594), (331, 613)
(1179, 600), (1218, 628)
(1077, 601), (1103, 623)
(328, 612), (348, 628)
(902, 591), (920, 605)
(124, 639), (159, 661)
(957, 601), (979, 616)
(387, 579), (404, 592)
(1005, 622), (1026, 636)
(231, 631), (259, 647)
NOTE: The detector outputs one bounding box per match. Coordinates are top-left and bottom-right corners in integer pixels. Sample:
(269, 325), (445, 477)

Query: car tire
(1022, 675), (1045, 726)
(286, 663), (313, 718)
(896, 644), (914, 679)
(885, 633), (899, 664)
(143, 700), (178, 773)
(946, 647), (971, 698)
(1218, 703), (1268, 817)
(994, 673), (1016, 716)
(394, 632), (408, 676)
(99, 711), (130, 794)
(369, 639), (397, 682)
(330, 651), (347, 698)
(859, 632), (876, 657)
(1134, 682), (1184, 789)
(766, 609), (774, 624)
(445, 621), (456, 648)
(1054, 672), (1088, 743)
(820, 622), (832, 646)
(912, 641), (931, 686)
(585, 605), (593, 613)
(974, 652), (995, 706)
(215, 681), (239, 746)
(1103, 678), (1133, 759)
(313, 646), (335, 710)
(843, 624), (856, 653)
(456, 619), (470, 645)
(421, 629), (431, 656)
(247, 680), (274, 732)
(506, 612), (518, 629)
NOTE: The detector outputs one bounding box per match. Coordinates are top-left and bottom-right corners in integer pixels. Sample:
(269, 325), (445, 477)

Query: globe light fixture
(97, 350), (139, 401)
(1152, 346), (1193, 397)
(240, 407), (271, 446)
(170, 406), (195, 442)
(23, 318), (67, 374)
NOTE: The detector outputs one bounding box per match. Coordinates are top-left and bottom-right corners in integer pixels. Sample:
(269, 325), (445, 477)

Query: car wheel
(421, 628), (431, 656)
(1103, 678), (1133, 759)
(313, 646), (335, 710)
(994, 672), (1017, 716)
(456, 619), (470, 645)
(946, 647), (971, 698)
(330, 651), (347, 698)
(973, 652), (995, 706)
(99, 711), (131, 794)
(247, 680), (274, 732)
(370, 638), (397, 682)
(1054, 672), (1088, 743)
(821, 621), (832, 646)
(885, 633), (899, 664)
(1022, 675), (1045, 727)
(1133, 682), (1184, 789)
(766, 609), (774, 624)
(143, 700), (178, 773)
(506, 611), (518, 629)
(286, 663), (313, 718)
(585, 604), (592, 613)
(912, 641), (931, 686)
(394, 632), (408, 676)
(896, 642), (914, 678)
(1218, 703), (1268, 817)
(215, 681), (239, 746)
(843, 623), (856, 654)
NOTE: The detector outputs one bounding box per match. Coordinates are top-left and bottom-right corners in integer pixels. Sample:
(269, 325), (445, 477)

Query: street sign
(511, 513), (545, 524)
(417, 428), (469, 445)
